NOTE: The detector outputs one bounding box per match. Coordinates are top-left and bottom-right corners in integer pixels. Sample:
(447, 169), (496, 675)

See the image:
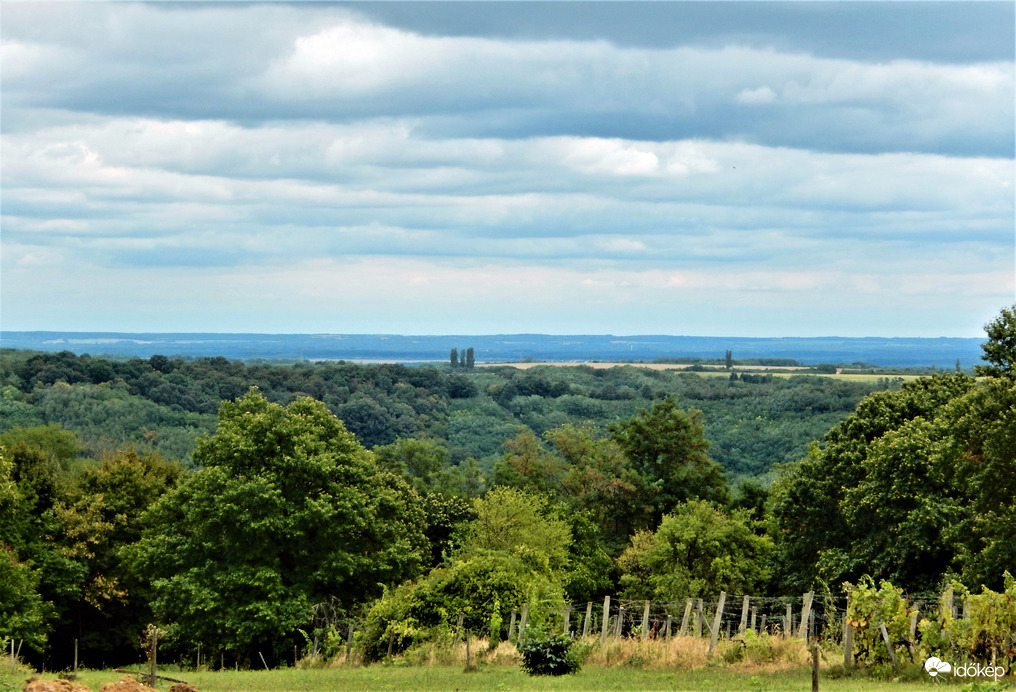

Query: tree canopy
(127, 389), (428, 662)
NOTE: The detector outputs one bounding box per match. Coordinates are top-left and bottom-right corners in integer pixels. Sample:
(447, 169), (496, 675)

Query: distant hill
(0, 331), (986, 368)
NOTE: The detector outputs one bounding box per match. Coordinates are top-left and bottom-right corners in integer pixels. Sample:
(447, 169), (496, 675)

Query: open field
(2, 665), (969, 692)
(480, 361), (926, 383)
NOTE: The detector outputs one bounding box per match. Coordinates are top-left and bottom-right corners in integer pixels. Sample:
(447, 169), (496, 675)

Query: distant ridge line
(1, 331), (985, 369)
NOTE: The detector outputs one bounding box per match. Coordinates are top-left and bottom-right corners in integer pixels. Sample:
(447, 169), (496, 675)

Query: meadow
(5, 636), (997, 692)
(1, 664), (971, 692)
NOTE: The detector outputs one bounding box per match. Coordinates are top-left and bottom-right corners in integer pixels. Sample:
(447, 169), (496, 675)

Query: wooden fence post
(798, 592), (814, 639)
(453, 613), (465, 646)
(785, 604), (792, 638)
(760, 614), (767, 633)
(641, 601), (651, 639)
(811, 643), (820, 692)
(843, 620), (853, 669)
(583, 602), (593, 638)
(616, 606), (625, 639)
(695, 599), (704, 638)
(909, 609), (919, 642)
(508, 610), (517, 641)
(665, 615), (673, 639)
(345, 624), (354, 663)
(600, 596), (611, 646)
(739, 596), (750, 635)
(707, 592), (726, 658)
(518, 605), (529, 643)
(750, 606), (757, 633)
(563, 606), (572, 635)
(680, 599), (692, 636)
(150, 630), (158, 688)
(879, 623), (898, 667)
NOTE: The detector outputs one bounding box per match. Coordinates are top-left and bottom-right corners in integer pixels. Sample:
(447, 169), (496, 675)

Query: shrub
(517, 630), (583, 676)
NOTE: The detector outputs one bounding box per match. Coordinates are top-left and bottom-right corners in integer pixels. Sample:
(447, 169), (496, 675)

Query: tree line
(0, 306), (1012, 671)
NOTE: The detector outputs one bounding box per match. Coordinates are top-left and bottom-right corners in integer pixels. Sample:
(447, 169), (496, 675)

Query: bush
(518, 630), (583, 676)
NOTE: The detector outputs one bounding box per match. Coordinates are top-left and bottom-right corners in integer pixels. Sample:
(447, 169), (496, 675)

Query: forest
(1, 306), (1013, 672)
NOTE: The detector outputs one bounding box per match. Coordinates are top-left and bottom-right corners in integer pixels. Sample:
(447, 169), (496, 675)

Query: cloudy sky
(2, 2), (1013, 337)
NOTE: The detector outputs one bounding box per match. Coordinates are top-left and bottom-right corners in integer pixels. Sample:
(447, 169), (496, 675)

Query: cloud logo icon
(925, 657), (952, 676)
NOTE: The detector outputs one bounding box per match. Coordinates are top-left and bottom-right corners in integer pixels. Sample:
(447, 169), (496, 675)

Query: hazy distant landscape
(1, 331), (986, 368)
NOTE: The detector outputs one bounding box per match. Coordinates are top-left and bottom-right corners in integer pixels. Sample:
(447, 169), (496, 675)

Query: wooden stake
(879, 623), (897, 667)
(812, 642), (820, 692)
(739, 595), (750, 635)
(695, 599), (704, 638)
(583, 602), (593, 638)
(680, 599), (692, 636)
(600, 596), (610, 646)
(707, 592), (726, 659)
(843, 620), (853, 669)
(150, 631), (158, 687)
(641, 600), (651, 639)
(509, 610), (517, 640)
(798, 592), (814, 639)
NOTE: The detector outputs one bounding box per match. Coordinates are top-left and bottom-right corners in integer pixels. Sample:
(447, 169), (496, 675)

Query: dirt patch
(98, 677), (156, 692)
(169, 685), (199, 692)
(23, 679), (91, 692)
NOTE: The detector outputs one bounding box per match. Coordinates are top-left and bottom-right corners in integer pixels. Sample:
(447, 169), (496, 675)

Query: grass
(1, 664), (976, 692)
(3, 636), (996, 692)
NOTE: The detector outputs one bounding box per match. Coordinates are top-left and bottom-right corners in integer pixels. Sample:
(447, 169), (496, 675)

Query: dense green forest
(1, 307), (1013, 672)
(0, 349), (891, 477)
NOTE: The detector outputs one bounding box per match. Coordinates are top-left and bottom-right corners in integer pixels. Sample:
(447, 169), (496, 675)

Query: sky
(2, 1), (1013, 337)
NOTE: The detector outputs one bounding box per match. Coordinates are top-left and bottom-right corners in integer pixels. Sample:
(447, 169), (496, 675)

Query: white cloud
(0, 3), (1012, 336)
(737, 86), (778, 104)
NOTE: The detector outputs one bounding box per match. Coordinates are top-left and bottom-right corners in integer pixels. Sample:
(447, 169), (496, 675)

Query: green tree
(618, 500), (772, 602)
(768, 373), (974, 592)
(126, 389), (428, 662)
(465, 347), (475, 369)
(450, 348), (459, 368)
(458, 486), (571, 577)
(610, 398), (729, 526)
(976, 304), (1016, 378)
(0, 448), (50, 650)
(54, 449), (183, 659)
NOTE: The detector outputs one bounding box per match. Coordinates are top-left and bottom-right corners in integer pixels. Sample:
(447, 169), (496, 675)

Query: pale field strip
(478, 361), (924, 382)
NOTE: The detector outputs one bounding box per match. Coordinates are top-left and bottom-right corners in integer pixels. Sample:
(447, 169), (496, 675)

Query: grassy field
(3, 663), (982, 692)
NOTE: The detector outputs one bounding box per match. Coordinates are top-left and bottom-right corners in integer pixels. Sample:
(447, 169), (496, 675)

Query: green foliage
(610, 397), (730, 525)
(126, 389), (428, 662)
(458, 487), (572, 577)
(617, 500), (772, 601)
(0, 450), (50, 649)
(919, 574), (1016, 671)
(976, 305), (1016, 379)
(769, 373), (977, 592)
(360, 552), (564, 662)
(843, 577), (914, 667)
(518, 628), (583, 676)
